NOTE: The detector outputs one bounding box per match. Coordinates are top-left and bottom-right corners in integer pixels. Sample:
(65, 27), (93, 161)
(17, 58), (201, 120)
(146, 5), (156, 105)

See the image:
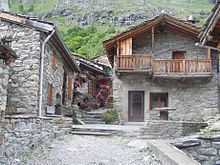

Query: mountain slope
(9, 0), (214, 59)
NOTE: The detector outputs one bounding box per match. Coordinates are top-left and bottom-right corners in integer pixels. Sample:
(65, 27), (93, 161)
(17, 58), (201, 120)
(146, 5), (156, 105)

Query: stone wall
(0, 21), (41, 115)
(141, 120), (207, 139)
(0, 116), (72, 164)
(133, 29), (207, 59)
(41, 39), (74, 115)
(145, 140), (200, 165)
(0, 64), (9, 119)
(114, 73), (218, 122)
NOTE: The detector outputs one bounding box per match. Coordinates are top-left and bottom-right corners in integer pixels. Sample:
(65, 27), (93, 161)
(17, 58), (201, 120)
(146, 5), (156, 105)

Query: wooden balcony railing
(116, 55), (212, 77)
(153, 59), (212, 76)
(116, 55), (152, 71)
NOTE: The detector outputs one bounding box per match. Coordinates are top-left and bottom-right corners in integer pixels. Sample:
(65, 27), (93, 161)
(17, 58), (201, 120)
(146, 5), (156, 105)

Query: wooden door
(172, 51), (185, 72)
(128, 91), (144, 122)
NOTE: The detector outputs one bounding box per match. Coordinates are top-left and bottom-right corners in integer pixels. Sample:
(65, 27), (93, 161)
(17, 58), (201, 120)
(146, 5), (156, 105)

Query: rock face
(0, 0), (8, 11)
(176, 135), (220, 165)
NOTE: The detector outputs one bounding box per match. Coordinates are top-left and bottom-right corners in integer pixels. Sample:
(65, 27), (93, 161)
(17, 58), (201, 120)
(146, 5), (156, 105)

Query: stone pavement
(24, 135), (161, 165)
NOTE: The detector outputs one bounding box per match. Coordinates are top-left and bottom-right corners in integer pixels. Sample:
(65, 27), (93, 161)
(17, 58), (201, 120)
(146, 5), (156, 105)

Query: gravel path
(24, 135), (159, 165)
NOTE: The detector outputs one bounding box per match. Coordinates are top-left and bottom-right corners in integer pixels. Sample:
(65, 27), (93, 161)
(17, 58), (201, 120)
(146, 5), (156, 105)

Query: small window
(150, 93), (168, 110)
(172, 51), (186, 59)
(51, 52), (57, 68)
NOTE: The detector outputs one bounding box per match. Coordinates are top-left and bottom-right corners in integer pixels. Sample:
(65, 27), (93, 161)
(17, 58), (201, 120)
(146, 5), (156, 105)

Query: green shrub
(103, 110), (119, 124)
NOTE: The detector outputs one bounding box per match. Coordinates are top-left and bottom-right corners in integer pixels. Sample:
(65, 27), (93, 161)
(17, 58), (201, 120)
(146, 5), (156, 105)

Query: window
(47, 83), (53, 106)
(150, 93), (168, 110)
(172, 51), (186, 59)
(51, 52), (57, 68)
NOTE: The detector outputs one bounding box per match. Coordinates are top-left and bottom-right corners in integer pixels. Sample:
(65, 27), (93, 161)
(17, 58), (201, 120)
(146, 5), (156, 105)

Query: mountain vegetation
(8, 0), (215, 59)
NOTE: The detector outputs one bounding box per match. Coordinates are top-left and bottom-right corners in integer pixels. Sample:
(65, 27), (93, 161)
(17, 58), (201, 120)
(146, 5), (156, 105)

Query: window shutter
(48, 83), (53, 106)
(51, 53), (57, 67)
(67, 77), (73, 100)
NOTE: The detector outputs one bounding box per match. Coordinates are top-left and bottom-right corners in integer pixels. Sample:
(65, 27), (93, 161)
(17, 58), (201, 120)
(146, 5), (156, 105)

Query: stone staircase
(71, 125), (122, 136)
(81, 111), (106, 124)
(75, 109), (107, 124)
(140, 120), (207, 139)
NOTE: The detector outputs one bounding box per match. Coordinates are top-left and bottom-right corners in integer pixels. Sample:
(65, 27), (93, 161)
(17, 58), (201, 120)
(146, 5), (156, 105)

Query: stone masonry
(0, 21), (42, 115)
(0, 64), (9, 119)
(0, 116), (72, 164)
(42, 41), (75, 115)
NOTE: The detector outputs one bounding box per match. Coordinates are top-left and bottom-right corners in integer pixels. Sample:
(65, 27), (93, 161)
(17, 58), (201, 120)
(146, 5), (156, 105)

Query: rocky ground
(23, 135), (161, 165)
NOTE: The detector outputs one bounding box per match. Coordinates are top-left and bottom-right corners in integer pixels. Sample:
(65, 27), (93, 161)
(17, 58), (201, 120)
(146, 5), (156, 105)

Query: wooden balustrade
(116, 55), (212, 77)
(153, 59), (212, 75)
(116, 55), (152, 70)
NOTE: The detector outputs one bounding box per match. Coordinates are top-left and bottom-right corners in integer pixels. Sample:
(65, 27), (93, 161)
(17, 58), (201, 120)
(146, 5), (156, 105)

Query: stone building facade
(104, 14), (219, 123)
(0, 11), (79, 117)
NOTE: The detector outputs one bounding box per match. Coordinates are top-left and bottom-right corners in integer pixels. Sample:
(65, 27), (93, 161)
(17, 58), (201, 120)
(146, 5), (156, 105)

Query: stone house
(74, 55), (112, 108)
(104, 14), (219, 123)
(0, 11), (79, 118)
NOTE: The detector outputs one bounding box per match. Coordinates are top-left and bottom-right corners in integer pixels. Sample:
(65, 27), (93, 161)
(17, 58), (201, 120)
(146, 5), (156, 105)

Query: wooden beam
(152, 26), (155, 53)
(116, 41), (120, 56)
(208, 48), (211, 59)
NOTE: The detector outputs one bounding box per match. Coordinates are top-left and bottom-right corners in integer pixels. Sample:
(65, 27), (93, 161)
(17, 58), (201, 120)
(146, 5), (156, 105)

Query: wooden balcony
(116, 55), (152, 72)
(153, 59), (212, 78)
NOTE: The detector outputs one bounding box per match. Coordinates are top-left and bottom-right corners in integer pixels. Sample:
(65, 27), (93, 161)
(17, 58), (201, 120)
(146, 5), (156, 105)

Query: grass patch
(103, 110), (119, 124)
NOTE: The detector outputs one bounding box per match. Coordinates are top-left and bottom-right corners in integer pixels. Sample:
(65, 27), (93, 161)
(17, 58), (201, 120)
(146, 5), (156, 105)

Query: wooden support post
(207, 48), (211, 59)
(116, 41), (120, 69)
(151, 26), (155, 53)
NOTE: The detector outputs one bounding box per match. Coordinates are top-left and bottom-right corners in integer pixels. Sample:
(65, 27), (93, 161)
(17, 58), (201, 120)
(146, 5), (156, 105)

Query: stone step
(86, 111), (105, 115)
(72, 125), (122, 133)
(83, 121), (106, 124)
(71, 131), (113, 136)
(83, 116), (104, 120)
(82, 115), (103, 119)
(82, 116), (103, 121)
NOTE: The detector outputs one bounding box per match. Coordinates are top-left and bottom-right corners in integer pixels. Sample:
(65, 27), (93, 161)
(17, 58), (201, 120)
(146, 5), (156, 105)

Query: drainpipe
(38, 29), (55, 117)
(195, 42), (220, 52)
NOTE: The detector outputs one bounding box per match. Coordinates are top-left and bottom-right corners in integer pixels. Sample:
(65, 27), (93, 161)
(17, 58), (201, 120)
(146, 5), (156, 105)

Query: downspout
(195, 42), (220, 52)
(38, 29), (55, 117)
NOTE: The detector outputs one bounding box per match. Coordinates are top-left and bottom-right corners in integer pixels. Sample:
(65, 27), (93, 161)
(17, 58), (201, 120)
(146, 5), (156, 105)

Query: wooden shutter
(51, 53), (57, 67)
(67, 76), (73, 100)
(48, 83), (53, 106)
(120, 38), (132, 56)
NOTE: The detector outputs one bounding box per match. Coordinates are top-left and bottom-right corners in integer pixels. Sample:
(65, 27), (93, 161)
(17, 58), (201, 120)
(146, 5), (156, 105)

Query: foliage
(103, 110), (119, 124)
(63, 25), (118, 59)
(8, 0), (214, 59)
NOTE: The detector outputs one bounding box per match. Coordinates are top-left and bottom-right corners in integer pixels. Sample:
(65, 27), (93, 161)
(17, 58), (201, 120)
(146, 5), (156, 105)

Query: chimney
(187, 15), (196, 24)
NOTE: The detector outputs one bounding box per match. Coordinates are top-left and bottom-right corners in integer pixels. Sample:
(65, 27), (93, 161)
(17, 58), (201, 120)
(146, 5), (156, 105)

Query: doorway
(128, 91), (145, 122)
(172, 51), (185, 72)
